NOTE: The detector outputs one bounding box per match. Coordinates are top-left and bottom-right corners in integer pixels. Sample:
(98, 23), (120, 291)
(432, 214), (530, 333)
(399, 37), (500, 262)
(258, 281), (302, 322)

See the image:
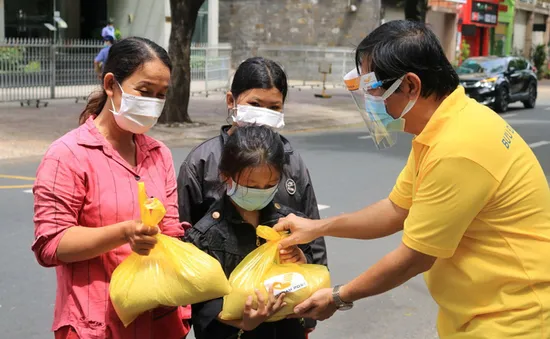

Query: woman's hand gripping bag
(109, 182), (231, 327)
(220, 226), (331, 322)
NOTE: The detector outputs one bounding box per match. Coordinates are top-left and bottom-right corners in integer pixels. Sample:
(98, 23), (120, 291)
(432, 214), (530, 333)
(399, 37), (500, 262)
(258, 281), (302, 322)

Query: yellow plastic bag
(220, 226), (331, 322)
(110, 182), (231, 327)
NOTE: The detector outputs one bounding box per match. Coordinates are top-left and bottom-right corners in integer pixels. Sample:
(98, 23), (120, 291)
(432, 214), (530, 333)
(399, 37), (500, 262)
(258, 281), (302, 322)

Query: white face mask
(109, 83), (165, 134)
(231, 105), (285, 129)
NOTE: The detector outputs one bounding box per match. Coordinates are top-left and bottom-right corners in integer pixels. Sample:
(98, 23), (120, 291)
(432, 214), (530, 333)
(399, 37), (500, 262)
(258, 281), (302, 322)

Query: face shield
(344, 69), (407, 150)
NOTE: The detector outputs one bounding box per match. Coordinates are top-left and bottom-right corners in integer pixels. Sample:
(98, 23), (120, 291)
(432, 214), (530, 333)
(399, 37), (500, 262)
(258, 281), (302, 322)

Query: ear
(404, 72), (421, 100)
(220, 173), (232, 185)
(104, 73), (116, 98)
(226, 91), (235, 110)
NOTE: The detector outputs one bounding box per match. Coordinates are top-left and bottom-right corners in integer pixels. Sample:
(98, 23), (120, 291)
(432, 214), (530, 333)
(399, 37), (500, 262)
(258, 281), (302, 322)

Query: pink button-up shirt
(32, 117), (191, 339)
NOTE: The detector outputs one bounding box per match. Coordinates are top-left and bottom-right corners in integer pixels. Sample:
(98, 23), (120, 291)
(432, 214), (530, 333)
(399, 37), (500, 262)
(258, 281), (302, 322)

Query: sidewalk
(5, 80), (548, 161)
(0, 87), (362, 160)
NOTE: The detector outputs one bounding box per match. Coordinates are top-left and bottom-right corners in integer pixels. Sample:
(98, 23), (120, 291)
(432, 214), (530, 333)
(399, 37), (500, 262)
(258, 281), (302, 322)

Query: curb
(156, 118), (365, 149)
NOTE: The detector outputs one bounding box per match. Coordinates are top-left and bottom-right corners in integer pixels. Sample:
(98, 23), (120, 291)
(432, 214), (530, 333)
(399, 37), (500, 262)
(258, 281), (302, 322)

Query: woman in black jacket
(177, 57), (328, 267)
(184, 125), (313, 339)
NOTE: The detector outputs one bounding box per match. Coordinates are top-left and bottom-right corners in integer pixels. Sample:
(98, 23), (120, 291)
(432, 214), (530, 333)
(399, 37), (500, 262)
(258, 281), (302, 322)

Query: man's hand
(290, 288), (337, 321)
(274, 214), (324, 249)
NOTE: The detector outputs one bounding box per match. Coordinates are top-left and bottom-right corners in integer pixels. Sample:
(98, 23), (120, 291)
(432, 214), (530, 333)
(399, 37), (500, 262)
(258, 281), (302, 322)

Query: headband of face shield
(344, 69), (416, 149)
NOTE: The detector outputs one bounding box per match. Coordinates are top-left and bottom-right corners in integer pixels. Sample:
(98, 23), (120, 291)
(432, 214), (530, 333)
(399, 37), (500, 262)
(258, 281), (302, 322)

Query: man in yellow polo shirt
(273, 20), (550, 338)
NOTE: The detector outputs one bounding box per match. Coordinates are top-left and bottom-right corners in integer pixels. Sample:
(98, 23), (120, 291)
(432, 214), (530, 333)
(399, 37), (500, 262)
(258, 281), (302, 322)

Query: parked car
(456, 56), (537, 112)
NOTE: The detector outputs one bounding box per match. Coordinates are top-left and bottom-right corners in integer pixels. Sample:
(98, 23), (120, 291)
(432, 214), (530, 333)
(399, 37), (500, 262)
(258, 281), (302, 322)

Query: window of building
(5, 0), (53, 38)
(192, 1), (208, 43)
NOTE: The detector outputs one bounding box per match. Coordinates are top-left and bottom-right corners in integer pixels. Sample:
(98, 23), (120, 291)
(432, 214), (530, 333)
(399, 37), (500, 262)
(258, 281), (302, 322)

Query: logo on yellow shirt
(501, 124), (515, 149)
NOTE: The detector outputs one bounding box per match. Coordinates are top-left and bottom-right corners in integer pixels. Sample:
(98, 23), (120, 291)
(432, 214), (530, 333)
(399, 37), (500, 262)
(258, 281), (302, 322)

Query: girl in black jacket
(184, 125), (312, 339)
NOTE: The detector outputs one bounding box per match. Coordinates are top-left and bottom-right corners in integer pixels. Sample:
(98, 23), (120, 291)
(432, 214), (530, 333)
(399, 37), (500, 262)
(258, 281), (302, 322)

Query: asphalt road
(0, 101), (549, 339)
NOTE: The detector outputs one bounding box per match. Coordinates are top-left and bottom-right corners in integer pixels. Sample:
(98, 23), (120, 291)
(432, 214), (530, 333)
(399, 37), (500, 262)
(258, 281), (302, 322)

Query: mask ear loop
(227, 95), (238, 124)
(400, 99), (417, 118)
(109, 79), (125, 114)
(226, 181), (236, 196)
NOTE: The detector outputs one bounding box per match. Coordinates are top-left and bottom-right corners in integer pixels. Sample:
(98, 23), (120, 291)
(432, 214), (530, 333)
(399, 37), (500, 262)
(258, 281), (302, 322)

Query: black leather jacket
(183, 196), (312, 339)
(177, 126), (328, 267)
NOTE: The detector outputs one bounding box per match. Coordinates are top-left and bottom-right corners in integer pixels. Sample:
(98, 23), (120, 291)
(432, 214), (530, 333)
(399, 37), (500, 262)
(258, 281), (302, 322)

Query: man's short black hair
(355, 20), (459, 99)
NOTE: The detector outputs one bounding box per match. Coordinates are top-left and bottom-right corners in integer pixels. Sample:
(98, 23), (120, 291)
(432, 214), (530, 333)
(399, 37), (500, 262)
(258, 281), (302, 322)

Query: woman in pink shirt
(32, 37), (191, 339)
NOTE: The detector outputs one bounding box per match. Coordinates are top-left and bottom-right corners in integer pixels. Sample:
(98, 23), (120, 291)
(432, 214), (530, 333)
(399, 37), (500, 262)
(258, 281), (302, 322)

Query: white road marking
(358, 135), (373, 140)
(508, 119), (550, 125)
(545, 107), (550, 111)
(529, 141), (550, 149)
(23, 189), (32, 194)
(501, 113), (518, 118)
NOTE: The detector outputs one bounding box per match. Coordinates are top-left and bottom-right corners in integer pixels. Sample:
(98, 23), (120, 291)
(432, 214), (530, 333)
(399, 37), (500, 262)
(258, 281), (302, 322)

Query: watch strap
(332, 284), (353, 310)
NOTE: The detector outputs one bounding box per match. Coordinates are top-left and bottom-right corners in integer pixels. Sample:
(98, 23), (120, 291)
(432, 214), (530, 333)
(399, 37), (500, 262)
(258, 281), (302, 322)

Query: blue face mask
(364, 93), (416, 131)
(364, 97), (396, 128)
(227, 182), (278, 211)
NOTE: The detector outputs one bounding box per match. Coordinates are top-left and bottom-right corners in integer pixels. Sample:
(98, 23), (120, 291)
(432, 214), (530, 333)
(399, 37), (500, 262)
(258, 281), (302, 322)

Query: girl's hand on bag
(241, 288), (286, 331)
(124, 220), (159, 256)
(279, 246), (307, 264)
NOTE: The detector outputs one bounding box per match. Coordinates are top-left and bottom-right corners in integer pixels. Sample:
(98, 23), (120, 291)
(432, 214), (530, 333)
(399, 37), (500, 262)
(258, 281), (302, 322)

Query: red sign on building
(459, 0), (500, 57)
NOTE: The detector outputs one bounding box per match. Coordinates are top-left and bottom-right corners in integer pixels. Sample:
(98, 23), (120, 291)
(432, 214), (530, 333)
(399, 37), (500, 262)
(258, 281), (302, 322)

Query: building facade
(6, 0), (550, 72)
(458, 0), (500, 57)
(2, 0), (105, 40)
(382, 0), (460, 63)
(0, 0), (218, 48)
(513, 0), (550, 58)
(217, 0), (380, 65)
(490, 0), (514, 56)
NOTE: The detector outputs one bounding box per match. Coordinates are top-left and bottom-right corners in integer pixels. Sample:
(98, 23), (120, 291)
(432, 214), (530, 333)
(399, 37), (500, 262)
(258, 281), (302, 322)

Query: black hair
(231, 57), (288, 103)
(79, 37), (172, 125)
(219, 125), (285, 184)
(355, 20), (459, 99)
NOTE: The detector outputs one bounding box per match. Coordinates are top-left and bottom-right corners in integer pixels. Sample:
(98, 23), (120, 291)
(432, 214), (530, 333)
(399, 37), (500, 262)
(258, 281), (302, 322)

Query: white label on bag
(264, 273), (308, 297)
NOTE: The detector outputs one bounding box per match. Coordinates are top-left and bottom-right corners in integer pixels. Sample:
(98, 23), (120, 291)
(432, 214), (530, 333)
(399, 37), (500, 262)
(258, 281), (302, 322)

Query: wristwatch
(332, 285), (354, 311)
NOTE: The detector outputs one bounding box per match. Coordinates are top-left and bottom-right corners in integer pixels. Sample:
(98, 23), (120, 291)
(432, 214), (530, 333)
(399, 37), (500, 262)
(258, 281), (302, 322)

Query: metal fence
(189, 43), (232, 96)
(256, 45), (355, 89)
(0, 38), (232, 105)
(0, 38), (102, 105)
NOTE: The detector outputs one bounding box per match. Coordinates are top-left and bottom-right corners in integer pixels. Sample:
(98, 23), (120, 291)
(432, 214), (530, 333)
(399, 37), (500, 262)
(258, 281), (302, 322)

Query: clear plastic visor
(343, 69), (404, 149)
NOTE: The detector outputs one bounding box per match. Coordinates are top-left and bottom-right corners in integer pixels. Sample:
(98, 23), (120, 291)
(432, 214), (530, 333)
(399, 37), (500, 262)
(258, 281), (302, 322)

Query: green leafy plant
(457, 41), (470, 65)
(494, 39), (504, 56)
(115, 28), (122, 40)
(191, 56), (206, 69)
(532, 44), (546, 79)
(24, 61), (41, 73)
(0, 47), (24, 71)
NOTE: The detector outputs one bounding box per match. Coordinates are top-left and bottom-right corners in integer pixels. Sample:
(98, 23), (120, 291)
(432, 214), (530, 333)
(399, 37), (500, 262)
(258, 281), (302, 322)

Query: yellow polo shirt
(389, 86), (550, 338)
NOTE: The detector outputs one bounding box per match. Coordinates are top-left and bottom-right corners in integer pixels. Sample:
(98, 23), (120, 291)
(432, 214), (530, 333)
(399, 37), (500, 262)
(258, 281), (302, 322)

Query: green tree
(532, 44), (547, 79)
(160, 0), (206, 124)
(461, 41), (471, 64)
